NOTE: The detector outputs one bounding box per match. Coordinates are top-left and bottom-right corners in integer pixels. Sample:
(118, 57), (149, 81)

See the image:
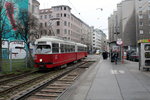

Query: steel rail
(11, 62), (87, 100)
(0, 71), (37, 85)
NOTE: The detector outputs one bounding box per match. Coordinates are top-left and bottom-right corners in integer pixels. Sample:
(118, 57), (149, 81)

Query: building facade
(108, 0), (150, 51)
(39, 5), (92, 46)
(29, 0), (40, 42)
(135, 0), (150, 43)
(92, 28), (107, 53)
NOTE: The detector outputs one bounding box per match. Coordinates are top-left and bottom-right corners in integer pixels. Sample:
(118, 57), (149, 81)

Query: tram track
(0, 71), (50, 97)
(10, 61), (94, 100)
(0, 71), (37, 85)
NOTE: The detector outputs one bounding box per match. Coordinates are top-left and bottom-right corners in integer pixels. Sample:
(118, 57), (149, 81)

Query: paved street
(59, 55), (150, 100)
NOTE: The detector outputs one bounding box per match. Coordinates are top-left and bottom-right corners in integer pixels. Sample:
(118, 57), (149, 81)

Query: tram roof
(138, 39), (150, 43)
(35, 36), (86, 46)
(76, 43), (87, 47)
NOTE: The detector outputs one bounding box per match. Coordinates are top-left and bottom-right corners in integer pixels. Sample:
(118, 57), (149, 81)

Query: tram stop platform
(58, 55), (150, 100)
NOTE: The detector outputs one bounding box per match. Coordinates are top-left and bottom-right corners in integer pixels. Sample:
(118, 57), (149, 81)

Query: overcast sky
(37, 0), (122, 35)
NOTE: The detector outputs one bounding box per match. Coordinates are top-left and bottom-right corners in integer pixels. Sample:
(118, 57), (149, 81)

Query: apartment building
(92, 28), (107, 53)
(39, 5), (92, 45)
(109, 0), (150, 51)
(135, 0), (150, 42)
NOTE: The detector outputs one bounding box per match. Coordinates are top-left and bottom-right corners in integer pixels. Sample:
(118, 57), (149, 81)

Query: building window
(64, 13), (66, 17)
(40, 23), (43, 27)
(49, 14), (51, 18)
(149, 20), (150, 26)
(56, 13), (60, 17)
(68, 22), (70, 27)
(71, 17), (73, 21)
(68, 14), (70, 19)
(68, 30), (70, 34)
(45, 22), (47, 27)
(139, 30), (144, 34)
(148, 6), (150, 10)
(139, 21), (143, 26)
(148, 14), (150, 18)
(68, 37), (70, 40)
(64, 21), (67, 26)
(64, 7), (66, 10)
(56, 21), (60, 26)
(45, 15), (47, 19)
(139, 14), (143, 19)
(64, 29), (67, 34)
(49, 30), (51, 35)
(45, 30), (47, 35)
(40, 15), (42, 19)
(56, 29), (60, 34)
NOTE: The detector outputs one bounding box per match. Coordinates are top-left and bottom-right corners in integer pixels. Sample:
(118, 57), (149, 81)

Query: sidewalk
(58, 55), (150, 100)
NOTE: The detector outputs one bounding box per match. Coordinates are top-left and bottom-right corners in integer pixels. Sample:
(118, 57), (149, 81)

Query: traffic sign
(117, 39), (123, 45)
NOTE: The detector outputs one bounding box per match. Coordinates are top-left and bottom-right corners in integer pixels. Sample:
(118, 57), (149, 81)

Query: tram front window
(36, 45), (51, 54)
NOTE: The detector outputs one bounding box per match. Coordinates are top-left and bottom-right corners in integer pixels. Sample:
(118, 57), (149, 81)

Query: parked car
(129, 52), (139, 62)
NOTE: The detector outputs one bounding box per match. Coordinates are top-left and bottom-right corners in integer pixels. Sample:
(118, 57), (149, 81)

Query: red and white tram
(34, 36), (87, 69)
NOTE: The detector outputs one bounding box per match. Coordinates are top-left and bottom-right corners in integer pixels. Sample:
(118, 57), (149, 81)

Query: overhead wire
(66, 0), (86, 23)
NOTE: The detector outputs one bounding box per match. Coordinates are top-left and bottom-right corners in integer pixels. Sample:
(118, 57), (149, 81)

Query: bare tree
(0, 0), (12, 72)
(15, 9), (39, 67)
(0, 0), (4, 72)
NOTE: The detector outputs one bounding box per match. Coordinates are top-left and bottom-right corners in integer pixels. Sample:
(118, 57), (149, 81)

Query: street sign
(117, 39), (123, 45)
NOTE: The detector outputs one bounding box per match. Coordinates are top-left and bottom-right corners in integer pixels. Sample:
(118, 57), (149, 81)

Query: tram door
(139, 43), (150, 70)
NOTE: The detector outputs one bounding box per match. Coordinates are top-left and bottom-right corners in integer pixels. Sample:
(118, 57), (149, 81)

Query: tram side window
(60, 44), (65, 53)
(145, 44), (150, 51)
(71, 45), (75, 52)
(64, 44), (67, 53)
(78, 46), (84, 52)
(84, 47), (85, 51)
(66, 45), (69, 52)
(52, 43), (59, 53)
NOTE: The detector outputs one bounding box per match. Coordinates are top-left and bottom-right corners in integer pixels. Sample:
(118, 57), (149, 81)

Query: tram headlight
(39, 59), (43, 62)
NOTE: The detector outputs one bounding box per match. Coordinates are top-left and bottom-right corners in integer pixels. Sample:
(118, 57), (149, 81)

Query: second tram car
(34, 36), (87, 69)
(138, 39), (150, 70)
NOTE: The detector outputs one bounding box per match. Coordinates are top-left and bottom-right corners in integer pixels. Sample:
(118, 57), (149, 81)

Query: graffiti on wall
(2, 41), (27, 59)
(2, 0), (29, 40)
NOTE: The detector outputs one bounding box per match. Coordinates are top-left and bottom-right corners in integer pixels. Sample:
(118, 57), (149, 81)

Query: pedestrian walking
(102, 51), (108, 60)
(114, 52), (119, 64)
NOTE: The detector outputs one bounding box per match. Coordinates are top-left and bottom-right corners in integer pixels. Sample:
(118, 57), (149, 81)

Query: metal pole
(26, 51), (28, 68)
(9, 49), (12, 71)
(122, 43), (124, 64)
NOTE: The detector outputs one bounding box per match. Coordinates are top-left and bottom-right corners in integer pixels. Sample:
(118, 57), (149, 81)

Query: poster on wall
(2, 0), (29, 41)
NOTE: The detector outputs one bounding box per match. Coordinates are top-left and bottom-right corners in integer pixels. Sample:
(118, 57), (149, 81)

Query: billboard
(2, 0), (29, 41)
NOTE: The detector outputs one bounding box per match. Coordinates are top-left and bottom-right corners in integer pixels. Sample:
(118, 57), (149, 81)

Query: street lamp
(96, 8), (103, 11)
